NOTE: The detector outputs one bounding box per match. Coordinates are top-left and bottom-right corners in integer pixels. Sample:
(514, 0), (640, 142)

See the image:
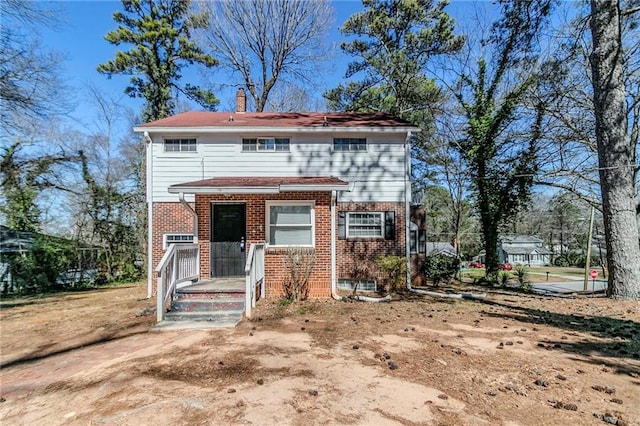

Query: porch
(154, 242), (264, 328)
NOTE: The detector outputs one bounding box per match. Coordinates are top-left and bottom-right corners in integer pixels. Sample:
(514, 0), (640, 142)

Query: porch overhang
(168, 176), (350, 195)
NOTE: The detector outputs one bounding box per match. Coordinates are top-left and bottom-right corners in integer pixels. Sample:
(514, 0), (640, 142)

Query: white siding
(151, 133), (408, 203)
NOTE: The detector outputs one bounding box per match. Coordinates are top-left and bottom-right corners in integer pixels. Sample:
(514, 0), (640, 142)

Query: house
(0, 225), (100, 292)
(479, 235), (552, 266)
(134, 89), (419, 318)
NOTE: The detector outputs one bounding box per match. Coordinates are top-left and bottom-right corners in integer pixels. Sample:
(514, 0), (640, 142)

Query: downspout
(330, 190), (341, 300)
(178, 193), (198, 244)
(144, 131), (153, 299)
(404, 131), (413, 291)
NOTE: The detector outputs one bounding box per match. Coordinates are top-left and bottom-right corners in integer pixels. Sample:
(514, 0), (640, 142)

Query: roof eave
(168, 186), (280, 194)
(134, 126), (420, 134)
(168, 184), (351, 194)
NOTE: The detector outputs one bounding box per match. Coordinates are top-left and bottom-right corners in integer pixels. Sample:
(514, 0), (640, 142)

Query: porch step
(176, 288), (245, 299)
(163, 309), (244, 324)
(157, 279), (246, 329)
(170, 297), (244, 313)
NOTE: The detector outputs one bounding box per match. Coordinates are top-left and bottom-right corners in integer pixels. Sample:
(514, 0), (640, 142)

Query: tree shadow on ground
(474, 296), (640, 375)
(0, 327), (151, 370)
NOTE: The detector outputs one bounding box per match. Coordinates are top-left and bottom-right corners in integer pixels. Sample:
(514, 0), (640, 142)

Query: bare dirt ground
(1, 282), (639, 425)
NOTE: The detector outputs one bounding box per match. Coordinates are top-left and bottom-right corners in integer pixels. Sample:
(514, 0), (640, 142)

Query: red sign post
(590, 270), (598, 280)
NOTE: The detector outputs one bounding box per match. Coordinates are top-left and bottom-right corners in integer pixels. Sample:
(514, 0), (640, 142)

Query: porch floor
(179, 277), (245, 293)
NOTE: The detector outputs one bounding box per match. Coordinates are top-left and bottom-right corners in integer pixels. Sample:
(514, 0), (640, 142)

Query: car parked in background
(499, 263), (513, 271)
(469, 261), (484, 268)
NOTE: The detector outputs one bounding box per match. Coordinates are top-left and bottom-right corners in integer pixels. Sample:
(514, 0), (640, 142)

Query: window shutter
(338, 211), (346, 239)
(384, 211), (395, 240)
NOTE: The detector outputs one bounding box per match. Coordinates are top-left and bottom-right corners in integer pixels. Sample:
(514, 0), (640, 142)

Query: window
(410, 223), (427, 254)
(163, 234), (194, 249)
(338, 279), (377, 292)
(242, 137), (290, 151)
(333, 138), (366, 151)
(338, 211), (395, 240)
(347, 212), (384, 238)
(164, 138), (196, 152)
(266, 201), (314, 246)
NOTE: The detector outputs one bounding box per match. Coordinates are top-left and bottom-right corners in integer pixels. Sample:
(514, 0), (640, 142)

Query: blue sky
(39, 0), (476, 125)
(40, 0), (367, 123)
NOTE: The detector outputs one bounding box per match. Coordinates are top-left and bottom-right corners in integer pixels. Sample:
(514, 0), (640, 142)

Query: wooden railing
(244, 242), (265, 319)
(156, 243), (200, 322)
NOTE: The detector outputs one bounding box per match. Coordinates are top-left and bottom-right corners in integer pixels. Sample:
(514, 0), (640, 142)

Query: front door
(210, 203), (246, 277)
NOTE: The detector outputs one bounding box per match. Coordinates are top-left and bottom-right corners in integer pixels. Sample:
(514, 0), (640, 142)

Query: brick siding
(152, 197), (407, 298)
(336, 201), (406, 288)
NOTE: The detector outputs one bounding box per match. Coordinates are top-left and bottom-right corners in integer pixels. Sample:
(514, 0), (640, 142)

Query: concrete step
(163, 310), (243, 325)
(176, 288), (245, 299)
(170, 297), (244, 313)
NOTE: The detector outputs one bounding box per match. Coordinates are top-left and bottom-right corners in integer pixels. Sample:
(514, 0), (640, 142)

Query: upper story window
(164, 138), (196, 152)
(333, 138), (366, 151)
(242, 137), (290, 152)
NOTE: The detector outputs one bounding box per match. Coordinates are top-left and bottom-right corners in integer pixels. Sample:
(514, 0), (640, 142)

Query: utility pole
(583, 206), (595, 291)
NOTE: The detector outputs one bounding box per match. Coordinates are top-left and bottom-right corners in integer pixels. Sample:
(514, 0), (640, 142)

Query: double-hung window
(333, 138), (366, 151)
(347, 212), (384, 238)
(266, 201), (314, 246)
(242, 137), (290, 152)
(339, 211), (395, 240)
(164, 138), (196, 152)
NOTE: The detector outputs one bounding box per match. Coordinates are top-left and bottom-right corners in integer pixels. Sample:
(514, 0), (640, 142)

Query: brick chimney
(235, 88), (246, 113)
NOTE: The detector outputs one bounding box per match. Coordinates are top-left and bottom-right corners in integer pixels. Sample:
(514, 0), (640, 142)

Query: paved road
(530, 279), (607, 295)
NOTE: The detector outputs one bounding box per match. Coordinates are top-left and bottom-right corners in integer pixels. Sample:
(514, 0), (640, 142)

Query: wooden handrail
(156, 243), (199, 322)
(244, 242), (265, 319)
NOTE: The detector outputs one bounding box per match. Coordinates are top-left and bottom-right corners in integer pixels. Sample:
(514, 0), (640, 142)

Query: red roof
(168, 176), (349, 194)
(138, 111), (415, 129)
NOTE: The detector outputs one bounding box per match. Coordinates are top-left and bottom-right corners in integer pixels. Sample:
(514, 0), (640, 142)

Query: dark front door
(211, 203), (246, 277)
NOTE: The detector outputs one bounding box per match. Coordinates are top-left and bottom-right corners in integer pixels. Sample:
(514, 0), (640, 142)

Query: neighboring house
(0, 225), (100, 291)
(134, 89), (420, 300)
(479, 235), (552, 266)
(425, 242), (457, 257)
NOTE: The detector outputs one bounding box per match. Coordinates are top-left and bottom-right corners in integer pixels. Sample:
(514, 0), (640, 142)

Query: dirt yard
(1, 282), (639, 425)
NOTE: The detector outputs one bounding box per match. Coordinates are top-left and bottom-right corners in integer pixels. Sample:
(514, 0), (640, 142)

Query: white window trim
(265, 200), (315, 247)
(163, 138), (197, 153)
(346, 211), (384, 239)
(242, 137), (290, 152)
(333, 137), (367, 152)
(163, 233), (195, 249)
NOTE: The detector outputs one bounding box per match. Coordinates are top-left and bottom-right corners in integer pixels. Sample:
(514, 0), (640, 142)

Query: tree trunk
(590, 0), (640, 299)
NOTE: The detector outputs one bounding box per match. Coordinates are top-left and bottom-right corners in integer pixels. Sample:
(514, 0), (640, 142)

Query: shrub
(422, 254), (460, 286)
(498, 271), (510, 287)
(375, 255), (407, 292)
(514, 264), (528, 289)
(281, 248), (316, 302)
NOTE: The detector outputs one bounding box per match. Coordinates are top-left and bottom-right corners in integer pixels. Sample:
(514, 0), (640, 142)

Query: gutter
(144, 131), (153, 299)
(330, 190), (342, 300)
(404, 131), (413, 291)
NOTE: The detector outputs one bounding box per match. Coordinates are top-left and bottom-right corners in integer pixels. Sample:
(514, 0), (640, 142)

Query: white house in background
(134, 89), (420, 303)
(497, 235), (552, 266)
(425, 242), (457, 257)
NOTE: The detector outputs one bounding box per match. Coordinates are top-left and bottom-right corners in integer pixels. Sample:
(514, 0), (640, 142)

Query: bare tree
(589, 0), (640, 299)
(195, 0), (333, 112)
(0, 1), (71, 135)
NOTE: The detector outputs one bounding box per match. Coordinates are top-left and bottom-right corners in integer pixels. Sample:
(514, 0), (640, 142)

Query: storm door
(210, 203), (246, 277)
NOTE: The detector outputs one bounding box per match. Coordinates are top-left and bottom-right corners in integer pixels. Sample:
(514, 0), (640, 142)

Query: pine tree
(98, 0), (218, 122)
